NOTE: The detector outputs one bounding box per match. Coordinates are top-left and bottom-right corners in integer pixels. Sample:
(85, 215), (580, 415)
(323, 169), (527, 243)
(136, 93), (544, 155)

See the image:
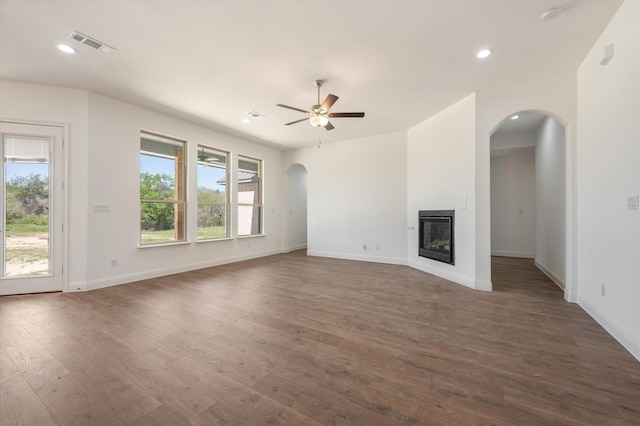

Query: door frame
(0, 118), (69, 294)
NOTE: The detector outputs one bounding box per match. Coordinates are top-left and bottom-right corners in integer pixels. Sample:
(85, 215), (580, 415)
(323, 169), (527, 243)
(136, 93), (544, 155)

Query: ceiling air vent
(68, 31), (115, 53)
(246, 111), (265, 119)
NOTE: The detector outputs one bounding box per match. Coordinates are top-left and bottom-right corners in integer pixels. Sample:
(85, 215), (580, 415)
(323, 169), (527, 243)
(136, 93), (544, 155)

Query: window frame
(236, 154), (263, 237)
(139, 130), (187, 246)
(196, 144), (230, 241)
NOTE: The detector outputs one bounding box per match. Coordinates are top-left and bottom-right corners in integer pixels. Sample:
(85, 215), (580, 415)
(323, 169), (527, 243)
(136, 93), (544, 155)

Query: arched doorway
(490, 111), (566, 290)
(286, 163), (308, 252)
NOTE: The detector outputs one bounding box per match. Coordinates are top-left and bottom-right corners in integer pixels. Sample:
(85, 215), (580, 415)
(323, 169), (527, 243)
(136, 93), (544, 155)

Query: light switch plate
(93, 204), (110, 213)
(628, 195), (639, 210)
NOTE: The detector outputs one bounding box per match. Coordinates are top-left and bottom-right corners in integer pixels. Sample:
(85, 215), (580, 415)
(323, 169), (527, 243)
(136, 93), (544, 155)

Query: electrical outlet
(363, 243), (367, 251)
(110, 258), (118, 267)
(601, 283), (606, 297)
(376, 244), (380, 250)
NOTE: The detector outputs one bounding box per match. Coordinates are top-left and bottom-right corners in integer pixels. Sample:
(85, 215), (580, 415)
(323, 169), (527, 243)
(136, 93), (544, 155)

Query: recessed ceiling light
(57, 44), (76, 54)
(476, 48), (493, 59)
(241, 118), (251, 124)
(510, 115), (520, 120)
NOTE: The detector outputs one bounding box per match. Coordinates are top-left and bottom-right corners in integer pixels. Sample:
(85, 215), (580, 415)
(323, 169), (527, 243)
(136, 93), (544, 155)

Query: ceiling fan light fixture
(309, 114), (329, 127)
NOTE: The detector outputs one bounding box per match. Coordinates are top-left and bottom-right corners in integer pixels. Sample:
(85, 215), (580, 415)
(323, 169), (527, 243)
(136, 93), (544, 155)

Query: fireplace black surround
(419, 210), (455, 265)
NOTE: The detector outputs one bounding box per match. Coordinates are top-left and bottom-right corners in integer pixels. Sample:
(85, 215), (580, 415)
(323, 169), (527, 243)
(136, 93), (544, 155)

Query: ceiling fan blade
(321, 94), (339, 111)
(276, 104), (309, 114)
(285, 117), (310, 126)
(325, 121), (335, 131)
(329, 112), (365, 118)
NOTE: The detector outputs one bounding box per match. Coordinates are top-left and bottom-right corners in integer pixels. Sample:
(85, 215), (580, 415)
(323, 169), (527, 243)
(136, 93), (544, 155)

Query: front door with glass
(0, 121), (64, 295)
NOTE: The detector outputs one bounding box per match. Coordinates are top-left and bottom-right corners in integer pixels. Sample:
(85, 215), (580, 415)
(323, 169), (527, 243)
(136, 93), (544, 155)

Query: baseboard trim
(491, 250), (535, 259)
(534, 259), (565, 289)
(67, 281), (87, 292)
(82, 249), (283, 291)
(474, 279), (493, 291)
(287, 243), (307, 252)
(578, 296), (640, 362)
(307, 250), (406, 266)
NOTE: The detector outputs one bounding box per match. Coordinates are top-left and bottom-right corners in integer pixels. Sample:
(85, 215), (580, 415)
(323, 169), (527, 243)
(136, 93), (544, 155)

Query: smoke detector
(68, 31), (115, 53)
(540, 7), (562, 22)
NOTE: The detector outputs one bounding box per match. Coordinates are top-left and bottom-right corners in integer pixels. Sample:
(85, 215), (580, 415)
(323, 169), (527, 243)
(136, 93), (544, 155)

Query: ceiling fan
(276, 80), (365, 131)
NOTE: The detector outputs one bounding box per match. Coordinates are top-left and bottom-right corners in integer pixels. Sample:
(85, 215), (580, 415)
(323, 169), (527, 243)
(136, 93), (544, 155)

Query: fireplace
(419, 210), (455, 265)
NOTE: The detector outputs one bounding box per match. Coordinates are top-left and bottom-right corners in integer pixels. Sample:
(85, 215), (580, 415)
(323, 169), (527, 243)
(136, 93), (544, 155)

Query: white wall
(475, 72), (577, 298)
(576, 0), (640, 360)
(286, 163), (307, 251)
(535, 117), (565, 288)
(407, 94), (480, 288)
(490, 148), (536, 258)
(85, 92), (284, 289)
(0, 80), (90, 288)
(1, 81), (285, 291)
(284, 131), (407, 265)
(490, 132), (536, 152)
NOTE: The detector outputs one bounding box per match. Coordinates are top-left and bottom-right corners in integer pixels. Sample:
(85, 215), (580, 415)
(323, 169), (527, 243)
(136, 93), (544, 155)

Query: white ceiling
(0, 0), (622, 150)
(492, 112), (547, 137)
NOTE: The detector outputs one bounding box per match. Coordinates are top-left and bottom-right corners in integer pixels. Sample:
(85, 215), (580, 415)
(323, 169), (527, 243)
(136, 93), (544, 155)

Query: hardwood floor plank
(0, 371), (57, 426)
(56, 351), (161, 425)
(35, 374), (125, 426)
(0, 346), (19, 384)
(130, 404), (192, 426)
(1, 253), (638, 425)
(0, 323), (70, 391)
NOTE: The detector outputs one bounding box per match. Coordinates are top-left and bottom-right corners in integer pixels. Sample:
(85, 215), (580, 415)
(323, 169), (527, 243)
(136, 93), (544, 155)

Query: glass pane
(140, 131), (185, 245)
(140, 202), (176, 244)
(3, 136), (50, 276)
(140, 153), (176, 201)
(238, 205), (261, 236)
(197, 147), (227, 202)
(197, 204), (228, 240)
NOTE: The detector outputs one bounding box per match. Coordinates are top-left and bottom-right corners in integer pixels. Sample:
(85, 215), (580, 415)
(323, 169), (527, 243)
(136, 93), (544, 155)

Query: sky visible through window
(140, 154), (225, 191)
(5, 163), (48, 181)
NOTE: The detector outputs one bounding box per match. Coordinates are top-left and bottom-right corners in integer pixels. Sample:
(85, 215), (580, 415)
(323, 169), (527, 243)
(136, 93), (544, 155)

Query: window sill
(196, 237), (233, 244)
(138, 241), (190, 249)
(237, 234), (266, 239)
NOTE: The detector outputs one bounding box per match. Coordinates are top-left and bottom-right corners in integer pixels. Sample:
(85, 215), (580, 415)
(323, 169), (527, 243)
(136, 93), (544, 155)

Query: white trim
(287, 243), (307, 252)
(138, 241), (190, 249)
(491, 250), (535, 259)
(578, 296), (640, 362)
(237, 234), (266, 239)
(68, 281), (87, 292)
(0, 119), (68, 294)
(84, 248), (283, 291)
(534, 258), (565, 289)
(407, 260), (483, 290)
(196, 237), (233, 244)
(307, 250), (406, 266)
(474, 279), (493, 291)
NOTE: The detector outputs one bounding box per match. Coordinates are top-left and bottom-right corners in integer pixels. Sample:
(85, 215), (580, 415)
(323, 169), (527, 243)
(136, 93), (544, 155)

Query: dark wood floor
(1, 252), (638, 425)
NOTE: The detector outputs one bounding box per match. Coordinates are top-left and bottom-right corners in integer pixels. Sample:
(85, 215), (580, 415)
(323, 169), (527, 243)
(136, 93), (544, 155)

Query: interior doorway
(490, 112), (566, 289)
(286, 163), (307, 252)
(0, 121), (64, 295)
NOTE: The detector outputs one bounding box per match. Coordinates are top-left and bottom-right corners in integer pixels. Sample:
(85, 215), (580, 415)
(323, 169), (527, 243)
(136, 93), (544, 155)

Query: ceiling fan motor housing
(277, 79), (364, 130)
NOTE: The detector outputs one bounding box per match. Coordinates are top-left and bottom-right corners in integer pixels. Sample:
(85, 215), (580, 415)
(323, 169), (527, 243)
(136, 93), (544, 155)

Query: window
(140, 131), (186, 245)
(237, 155), (262, 236)
(197, 145), (229, 240)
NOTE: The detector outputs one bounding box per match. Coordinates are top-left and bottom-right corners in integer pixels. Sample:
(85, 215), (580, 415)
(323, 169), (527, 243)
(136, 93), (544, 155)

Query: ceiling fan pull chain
(317, 127), (322, 148)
